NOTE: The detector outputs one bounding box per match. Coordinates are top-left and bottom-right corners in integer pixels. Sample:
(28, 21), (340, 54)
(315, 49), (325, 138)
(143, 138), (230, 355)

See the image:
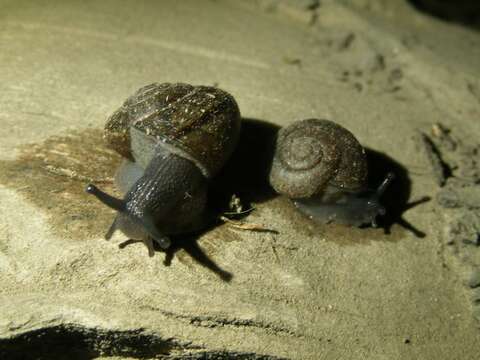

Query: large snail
(86, 83), (241, 256)
(269, 119), (394, 227)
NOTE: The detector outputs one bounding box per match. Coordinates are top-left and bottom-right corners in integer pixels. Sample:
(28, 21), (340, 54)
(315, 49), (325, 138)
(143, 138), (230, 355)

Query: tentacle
(86, 184), (126, 212)
(368, 172), (395, 227)
(105, 215), (119, 240)
(374, 172), (395, 199)
(140, 212), (172, 249)
(143, 237), (155, 257)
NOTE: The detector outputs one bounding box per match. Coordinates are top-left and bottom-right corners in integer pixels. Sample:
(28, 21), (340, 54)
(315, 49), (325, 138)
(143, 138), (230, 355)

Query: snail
(269, 118), (394, 227)
(86, 82), (241, 256)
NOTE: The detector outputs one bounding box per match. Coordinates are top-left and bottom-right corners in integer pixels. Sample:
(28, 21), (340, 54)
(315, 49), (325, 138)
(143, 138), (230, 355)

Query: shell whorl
(269, 119), (368, 199)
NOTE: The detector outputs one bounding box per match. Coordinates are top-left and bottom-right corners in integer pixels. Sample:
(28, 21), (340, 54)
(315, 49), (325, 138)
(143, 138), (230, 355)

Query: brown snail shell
(104, 82), (241, 178)
(269, 118), (368, 199)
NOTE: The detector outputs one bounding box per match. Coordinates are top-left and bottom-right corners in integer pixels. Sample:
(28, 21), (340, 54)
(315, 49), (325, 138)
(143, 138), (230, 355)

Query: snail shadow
(210, 118), (280, 211)
(407, 0), (480, 31)
(163, 231), (233, 282)
(119, 227), (233, 282)
(366, 148), (430, 237)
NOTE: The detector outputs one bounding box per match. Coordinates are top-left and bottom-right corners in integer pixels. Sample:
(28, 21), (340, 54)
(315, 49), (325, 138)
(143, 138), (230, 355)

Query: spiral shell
(104, 82), (241, 178)
(269, 119), (367, 198)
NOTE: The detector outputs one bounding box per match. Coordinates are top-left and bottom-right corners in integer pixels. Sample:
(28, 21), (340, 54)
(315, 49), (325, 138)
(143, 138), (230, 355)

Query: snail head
(85, 184), (171, 256)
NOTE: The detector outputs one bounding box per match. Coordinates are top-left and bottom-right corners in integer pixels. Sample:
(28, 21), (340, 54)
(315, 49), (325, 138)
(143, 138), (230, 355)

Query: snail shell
(104, 82), (241, 178)
(270, 118), (368, 198)
(269, 119), (393, 227)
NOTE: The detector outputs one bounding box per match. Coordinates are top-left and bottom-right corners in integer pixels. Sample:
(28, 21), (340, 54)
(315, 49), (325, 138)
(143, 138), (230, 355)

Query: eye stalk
(86, 184), (125, 212)
(367, 172), (395, 228)
(374, 172), (395, 200)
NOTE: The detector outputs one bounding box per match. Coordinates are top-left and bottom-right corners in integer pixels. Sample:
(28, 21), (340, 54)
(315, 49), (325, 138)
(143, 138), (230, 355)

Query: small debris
(388, 68), (403, 83)
(273, 0), (320, 25)
(271, 242), (280, 263)
(417, 132), (450, 186)
(444, 212), (480, 248)
(437, 183), (480, 210)
(467, 82), (480, 104)
(353, 83), (363, 92)
(222, 208), (255, 216)
(338, 33), (355, 51)
(219, 216), (277, 233)
(471, 288), (480, 304)
(228, 194), (244, 214)
(370, 54), (386, 72)
(468, 268), (480, 288)
(473, 307), (480, 322)
(283, 56), (302, 67)
(431, 123), (457, 151)
(45, 165), (113, 184)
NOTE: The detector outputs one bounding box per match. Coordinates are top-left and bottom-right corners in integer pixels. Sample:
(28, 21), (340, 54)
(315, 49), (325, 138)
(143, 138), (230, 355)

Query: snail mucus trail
(269, 118), (394, 228)
(86, 83), (241, 257)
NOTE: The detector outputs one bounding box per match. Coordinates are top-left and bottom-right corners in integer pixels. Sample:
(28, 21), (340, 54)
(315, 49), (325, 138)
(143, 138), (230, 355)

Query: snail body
(269, 119), (393, 227)
(87, 83), (241, 256)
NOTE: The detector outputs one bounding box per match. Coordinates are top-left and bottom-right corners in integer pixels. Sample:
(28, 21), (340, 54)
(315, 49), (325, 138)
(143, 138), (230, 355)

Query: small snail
(269, 119), (394, 227)
(86, 83), (241, 256)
